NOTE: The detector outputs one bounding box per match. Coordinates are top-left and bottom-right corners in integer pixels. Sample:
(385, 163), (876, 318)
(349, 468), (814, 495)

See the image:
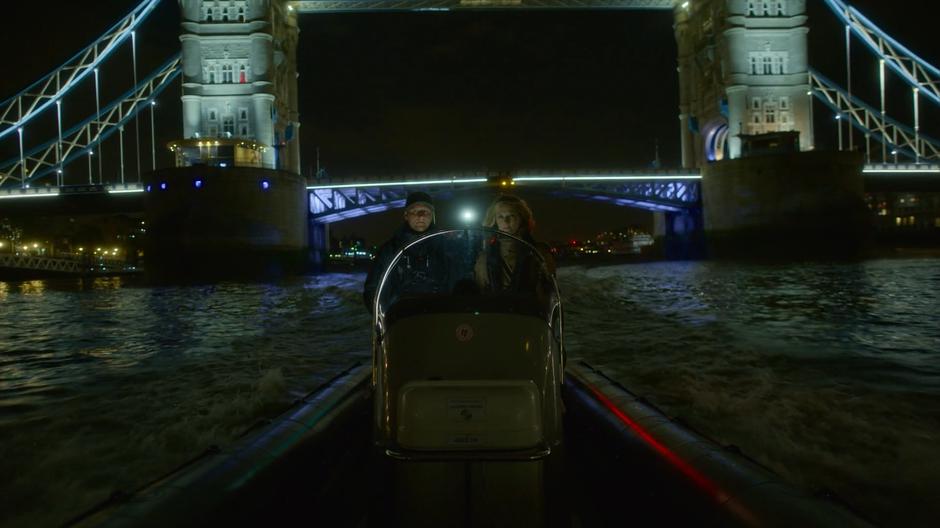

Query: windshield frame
(371, 227), (563, 337)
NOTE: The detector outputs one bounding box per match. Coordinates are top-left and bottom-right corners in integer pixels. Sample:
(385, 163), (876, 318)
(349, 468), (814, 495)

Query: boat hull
(71, 362), (872, 528)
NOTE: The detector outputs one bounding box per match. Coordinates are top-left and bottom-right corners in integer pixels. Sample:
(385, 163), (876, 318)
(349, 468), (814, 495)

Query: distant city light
(159, 182), (167, 190)
(194, 179), (204, 189)
(261, 179), (270, 190)
(145, 184), (152, 192)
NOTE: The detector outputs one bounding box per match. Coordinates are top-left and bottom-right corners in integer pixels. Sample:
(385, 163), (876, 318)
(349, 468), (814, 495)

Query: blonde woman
(474, 194), (555, 292)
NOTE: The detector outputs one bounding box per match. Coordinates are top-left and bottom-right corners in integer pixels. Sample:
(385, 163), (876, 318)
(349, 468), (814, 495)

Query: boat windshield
(374, 228), (560, 324)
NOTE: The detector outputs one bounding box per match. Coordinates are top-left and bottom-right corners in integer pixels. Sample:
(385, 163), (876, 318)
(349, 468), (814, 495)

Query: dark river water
(1, 258), (938, 527)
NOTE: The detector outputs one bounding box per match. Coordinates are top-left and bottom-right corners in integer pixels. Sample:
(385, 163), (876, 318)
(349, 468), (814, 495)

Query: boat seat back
(397, 380), (543, 450)
(378, 311), (563, 455)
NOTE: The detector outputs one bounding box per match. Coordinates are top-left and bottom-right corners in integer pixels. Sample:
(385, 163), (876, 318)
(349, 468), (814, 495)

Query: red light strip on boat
(584, 382), (728, 502)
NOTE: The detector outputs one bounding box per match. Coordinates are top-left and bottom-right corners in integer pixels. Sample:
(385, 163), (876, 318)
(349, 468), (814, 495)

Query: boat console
(372, 228), (565, 525)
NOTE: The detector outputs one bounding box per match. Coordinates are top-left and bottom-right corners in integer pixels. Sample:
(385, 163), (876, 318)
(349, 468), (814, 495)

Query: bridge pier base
(701, 151), (868, 258)
(308, 221), (330, 272)
(652, 208), (706, 260)
(144, 166), (309, 279)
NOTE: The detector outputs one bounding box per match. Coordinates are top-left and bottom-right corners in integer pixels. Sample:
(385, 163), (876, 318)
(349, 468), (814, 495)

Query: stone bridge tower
(177, 0), (300, 174)
(675, 0), (813, 168)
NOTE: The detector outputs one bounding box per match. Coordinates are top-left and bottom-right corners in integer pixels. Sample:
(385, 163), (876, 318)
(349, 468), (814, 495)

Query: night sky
(2, 1), (936, 244)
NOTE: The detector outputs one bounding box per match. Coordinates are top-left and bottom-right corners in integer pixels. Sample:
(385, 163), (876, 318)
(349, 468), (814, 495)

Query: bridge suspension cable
(0, 56), (182, 189)
(0, 0), (161, 142)
(823, 0), (940, 107)
(809, 68), (940, 162)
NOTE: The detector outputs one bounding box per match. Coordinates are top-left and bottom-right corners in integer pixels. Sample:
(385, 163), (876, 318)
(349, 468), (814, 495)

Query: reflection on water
(0, 274), (371, 527)
(17, 280), (45, 295)
(0, 259), (937, 527)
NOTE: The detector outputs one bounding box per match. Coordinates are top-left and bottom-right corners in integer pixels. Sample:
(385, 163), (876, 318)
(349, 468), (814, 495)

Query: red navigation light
(585, 383), (726, 502)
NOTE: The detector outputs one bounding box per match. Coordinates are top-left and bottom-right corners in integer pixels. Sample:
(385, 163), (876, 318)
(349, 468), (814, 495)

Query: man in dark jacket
(362, 191), (445, 314)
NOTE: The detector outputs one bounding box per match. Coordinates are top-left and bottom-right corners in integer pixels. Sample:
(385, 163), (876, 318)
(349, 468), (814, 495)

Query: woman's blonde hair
(482, 194), (536, 234)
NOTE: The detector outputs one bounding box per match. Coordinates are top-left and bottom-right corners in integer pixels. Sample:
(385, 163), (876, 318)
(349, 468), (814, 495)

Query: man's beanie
(405, 191), (434, 210)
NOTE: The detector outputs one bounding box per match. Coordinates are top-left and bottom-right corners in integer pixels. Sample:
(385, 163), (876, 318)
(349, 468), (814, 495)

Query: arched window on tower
(222, 63), (234, 84)
(239, 64), (248, 83)
(764, 100), (778, 126)
(222, 115), (235, 137)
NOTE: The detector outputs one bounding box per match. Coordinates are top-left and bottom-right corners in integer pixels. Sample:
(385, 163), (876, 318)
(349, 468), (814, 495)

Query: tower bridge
(1, 0), (939, 270)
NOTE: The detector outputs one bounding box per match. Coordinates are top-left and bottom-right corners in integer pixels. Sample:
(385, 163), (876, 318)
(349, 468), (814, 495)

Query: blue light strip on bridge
(862, 168), (940, 174)
(0, 191), (60, 200)
(307, 177), (487, 190)
(514, 174), (702, 182)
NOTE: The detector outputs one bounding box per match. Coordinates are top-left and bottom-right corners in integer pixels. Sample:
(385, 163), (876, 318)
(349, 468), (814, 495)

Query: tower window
(748, 1), (786, 17)
(764, 106), (777, 124)
(222, 64), (234, 84)
(222, 115), (235, 137)
(749, 52), (788, 75)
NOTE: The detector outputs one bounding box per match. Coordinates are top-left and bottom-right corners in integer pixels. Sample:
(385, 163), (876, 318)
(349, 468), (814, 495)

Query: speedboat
(71, 229), (872, 527)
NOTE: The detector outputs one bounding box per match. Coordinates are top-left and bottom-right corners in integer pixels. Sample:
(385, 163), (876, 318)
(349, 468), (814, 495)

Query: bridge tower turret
(177, 0), (300, 174)
(674, 0), (813, 167)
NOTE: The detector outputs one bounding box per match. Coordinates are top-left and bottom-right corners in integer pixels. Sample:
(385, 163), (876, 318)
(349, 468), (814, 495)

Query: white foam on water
(558, 260), (940, 527)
